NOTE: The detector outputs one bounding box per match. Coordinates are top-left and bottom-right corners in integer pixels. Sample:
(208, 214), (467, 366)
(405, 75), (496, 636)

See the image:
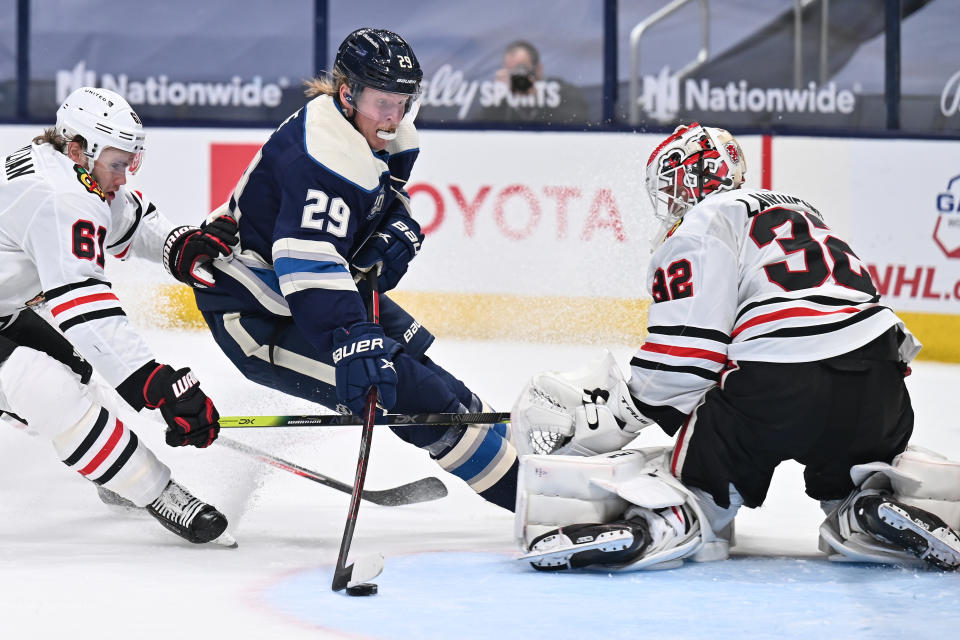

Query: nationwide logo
(933, 174), (960, 258)
(638, 66), (859, 121)
(56, 61), (289, 109)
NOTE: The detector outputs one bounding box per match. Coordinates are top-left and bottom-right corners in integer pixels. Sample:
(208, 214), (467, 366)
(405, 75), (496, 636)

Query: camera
(509, 65), (535, 93)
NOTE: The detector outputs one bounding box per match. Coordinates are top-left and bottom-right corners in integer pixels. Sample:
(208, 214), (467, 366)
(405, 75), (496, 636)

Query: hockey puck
(345, 583), (378, 596)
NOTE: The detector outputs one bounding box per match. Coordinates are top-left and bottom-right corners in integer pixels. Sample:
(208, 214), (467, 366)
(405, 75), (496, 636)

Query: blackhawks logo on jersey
(664, 216), (684, 241)
(73, 165), (106, 201)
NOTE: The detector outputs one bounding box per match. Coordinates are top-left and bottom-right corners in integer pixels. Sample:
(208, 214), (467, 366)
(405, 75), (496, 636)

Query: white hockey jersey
(628, 187), (920, 434)
(0, 142), (172, 387)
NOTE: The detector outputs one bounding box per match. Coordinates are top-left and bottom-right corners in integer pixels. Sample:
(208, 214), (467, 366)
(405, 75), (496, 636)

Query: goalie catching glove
(163, 214), (239, 288)
(511, 350), (654, 456)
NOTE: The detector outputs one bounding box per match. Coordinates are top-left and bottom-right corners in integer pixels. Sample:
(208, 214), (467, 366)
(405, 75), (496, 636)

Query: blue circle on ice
(261, 552), (960, 639)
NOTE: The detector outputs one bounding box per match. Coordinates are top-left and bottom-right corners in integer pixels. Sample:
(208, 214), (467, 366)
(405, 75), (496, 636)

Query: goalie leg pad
(516, 448), (732, 570)
(819, 446), (960, 568)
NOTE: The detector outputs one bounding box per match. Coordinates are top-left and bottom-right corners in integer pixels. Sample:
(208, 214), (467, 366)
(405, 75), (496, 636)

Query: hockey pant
(198, 300), (518, 510)
(0, 318), (169, 507)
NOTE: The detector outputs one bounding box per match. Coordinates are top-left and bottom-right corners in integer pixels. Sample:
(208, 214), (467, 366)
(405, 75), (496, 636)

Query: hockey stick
(216, 436), (448, 506)
(219, 411), (510, 429)
(332, 271), (383, 594)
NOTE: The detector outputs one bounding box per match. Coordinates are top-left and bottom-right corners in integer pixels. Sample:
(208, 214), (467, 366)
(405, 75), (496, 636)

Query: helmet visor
(128, 148), (144, 175)
(350, 86), (420, 124)
(95, 148), (145, 176)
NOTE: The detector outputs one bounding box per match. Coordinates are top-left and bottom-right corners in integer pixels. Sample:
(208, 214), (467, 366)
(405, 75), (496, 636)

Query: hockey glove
(143, 364), (220, 448)
(163, 214), (239, 288)
(332, 322), (400, 415)
(352, 214), (423, 292)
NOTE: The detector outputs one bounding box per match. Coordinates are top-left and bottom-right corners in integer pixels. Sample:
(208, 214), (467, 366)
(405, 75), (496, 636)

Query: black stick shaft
(332, 271), (380, 591)
(216, 436), (447, 506)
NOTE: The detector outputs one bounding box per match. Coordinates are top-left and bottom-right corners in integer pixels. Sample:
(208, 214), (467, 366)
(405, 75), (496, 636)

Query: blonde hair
(32, 127), (84, 154)
(304, 70), (351, 98)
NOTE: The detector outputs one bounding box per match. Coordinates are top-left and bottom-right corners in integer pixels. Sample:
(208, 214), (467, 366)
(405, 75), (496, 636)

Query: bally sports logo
(934, 174), (960, 259)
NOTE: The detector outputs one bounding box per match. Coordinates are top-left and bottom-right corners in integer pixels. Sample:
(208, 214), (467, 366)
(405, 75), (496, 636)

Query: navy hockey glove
(163, 214), (239, 288)
(143, 364), (220, 448)
(352, 214), (423, 292)
(332, 323), (400, 415)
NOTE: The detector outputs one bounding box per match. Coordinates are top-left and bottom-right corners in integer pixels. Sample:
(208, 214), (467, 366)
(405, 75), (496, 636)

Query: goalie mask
(335, 28), (423, 139)
(55, 87), (145, 174)
(645, 122), (746, 243)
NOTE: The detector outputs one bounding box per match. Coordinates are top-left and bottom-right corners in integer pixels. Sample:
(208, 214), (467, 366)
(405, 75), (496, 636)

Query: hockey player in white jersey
(0, 87), (238, 545)
(512, 122), (960, 572)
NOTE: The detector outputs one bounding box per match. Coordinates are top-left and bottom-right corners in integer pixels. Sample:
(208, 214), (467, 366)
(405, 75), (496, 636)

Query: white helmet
(55, 87), (145, 174)
(645, 122), (746, 241)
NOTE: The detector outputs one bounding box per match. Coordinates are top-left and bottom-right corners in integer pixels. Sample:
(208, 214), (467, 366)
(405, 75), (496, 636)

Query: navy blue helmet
(335, 28), (423, 96)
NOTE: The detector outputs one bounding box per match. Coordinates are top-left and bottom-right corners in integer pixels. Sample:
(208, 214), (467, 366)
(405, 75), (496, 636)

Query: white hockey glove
(511, 350), (654, 457)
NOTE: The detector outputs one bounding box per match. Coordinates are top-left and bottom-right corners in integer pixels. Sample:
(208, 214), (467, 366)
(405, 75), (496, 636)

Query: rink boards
(1, 125), (957, 360)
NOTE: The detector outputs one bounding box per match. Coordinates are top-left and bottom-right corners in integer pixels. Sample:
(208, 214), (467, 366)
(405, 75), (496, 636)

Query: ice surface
(1, 330), (958, 639)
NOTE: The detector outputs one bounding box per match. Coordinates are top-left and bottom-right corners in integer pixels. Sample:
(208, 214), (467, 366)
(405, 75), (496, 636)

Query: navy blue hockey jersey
(196, 94), (419, 353)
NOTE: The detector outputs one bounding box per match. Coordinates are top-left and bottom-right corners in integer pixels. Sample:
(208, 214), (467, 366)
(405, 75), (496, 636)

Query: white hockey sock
(52, 406), (169, 507)
(0, 347), (169, 507)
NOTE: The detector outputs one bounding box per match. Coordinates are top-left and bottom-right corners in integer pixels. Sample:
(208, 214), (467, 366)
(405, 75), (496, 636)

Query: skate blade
(879, 504), (960, 569)
(520, 529), (634, 568)
(211, 530), (238, 549)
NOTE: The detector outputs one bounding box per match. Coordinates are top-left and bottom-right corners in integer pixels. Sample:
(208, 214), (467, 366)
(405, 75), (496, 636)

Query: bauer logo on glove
(332, 337), (385, 364)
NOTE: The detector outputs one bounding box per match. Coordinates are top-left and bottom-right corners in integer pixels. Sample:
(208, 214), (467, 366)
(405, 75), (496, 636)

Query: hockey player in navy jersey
(184, 28), (518, 510)
(0, 87), (237, 545)
(511, 123), (960, 572)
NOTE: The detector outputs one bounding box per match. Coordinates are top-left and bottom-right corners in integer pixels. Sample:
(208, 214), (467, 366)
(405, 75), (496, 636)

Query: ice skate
(521, 520), (651, 571)
(854, 492), (960, 571)
(147, 479), (234, 547)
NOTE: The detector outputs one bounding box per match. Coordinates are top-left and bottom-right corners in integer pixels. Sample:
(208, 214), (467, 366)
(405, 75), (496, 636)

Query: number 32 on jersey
(652, 259), (693, 303)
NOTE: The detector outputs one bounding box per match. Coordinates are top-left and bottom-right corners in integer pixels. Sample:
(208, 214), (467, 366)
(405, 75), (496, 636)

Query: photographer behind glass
(476, 40), (589, 124)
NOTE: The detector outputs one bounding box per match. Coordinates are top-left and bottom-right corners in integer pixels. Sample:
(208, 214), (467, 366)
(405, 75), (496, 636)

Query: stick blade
(362, 476), (448, 506)
(332, 552), (385, 591)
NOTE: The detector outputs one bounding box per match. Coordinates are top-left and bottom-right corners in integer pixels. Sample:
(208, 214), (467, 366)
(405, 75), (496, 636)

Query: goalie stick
(219, 411), (510, 429)
(216, 436), (448, 506)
